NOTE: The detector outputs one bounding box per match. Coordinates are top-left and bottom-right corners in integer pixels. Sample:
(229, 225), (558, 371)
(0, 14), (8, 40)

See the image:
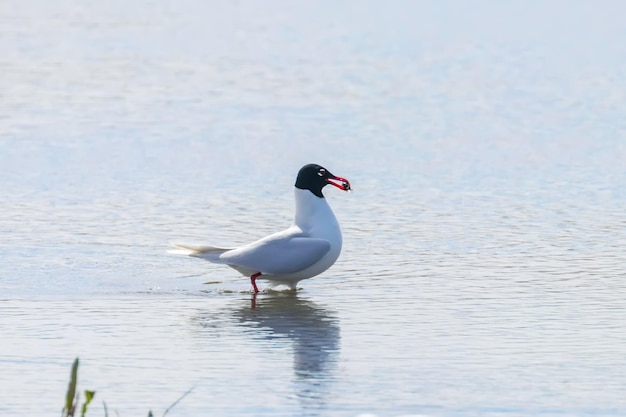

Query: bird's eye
(317, 169), (326, 177)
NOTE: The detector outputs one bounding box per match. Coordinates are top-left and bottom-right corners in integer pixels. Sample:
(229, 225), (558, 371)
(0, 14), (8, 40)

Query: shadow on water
(194, 291), (341, 412)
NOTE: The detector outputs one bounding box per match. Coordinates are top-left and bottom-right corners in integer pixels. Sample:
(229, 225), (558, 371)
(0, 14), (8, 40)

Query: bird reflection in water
(235, 292), (341, 409)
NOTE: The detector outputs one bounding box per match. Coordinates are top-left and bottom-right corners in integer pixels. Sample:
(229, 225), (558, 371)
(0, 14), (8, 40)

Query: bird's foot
(250, 272), (262, 294)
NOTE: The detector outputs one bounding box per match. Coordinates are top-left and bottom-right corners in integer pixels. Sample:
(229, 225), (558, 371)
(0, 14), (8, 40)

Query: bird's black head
(294, 163), (351, 198)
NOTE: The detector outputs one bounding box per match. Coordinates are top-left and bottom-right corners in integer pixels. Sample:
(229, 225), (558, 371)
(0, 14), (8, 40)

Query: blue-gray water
(1, 1), (626, 416)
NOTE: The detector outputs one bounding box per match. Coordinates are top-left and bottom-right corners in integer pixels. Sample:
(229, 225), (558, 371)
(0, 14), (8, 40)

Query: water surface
(1, 1), (626, 416)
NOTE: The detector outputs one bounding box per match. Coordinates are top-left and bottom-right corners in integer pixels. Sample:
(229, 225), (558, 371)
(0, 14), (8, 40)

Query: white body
(175, 188), (342, 289)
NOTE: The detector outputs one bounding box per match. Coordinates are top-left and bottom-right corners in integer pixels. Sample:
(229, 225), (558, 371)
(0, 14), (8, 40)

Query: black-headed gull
(174, 163), (351, 293)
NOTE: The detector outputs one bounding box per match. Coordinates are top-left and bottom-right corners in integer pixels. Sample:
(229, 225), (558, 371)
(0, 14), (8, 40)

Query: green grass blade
(63, 358), (79, 417)
(162, 387), (194, 417)
(80, 390), (95, 417)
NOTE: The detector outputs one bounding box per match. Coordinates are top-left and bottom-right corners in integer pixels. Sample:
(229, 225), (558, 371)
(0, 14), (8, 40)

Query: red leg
(250, 272), (262, 294)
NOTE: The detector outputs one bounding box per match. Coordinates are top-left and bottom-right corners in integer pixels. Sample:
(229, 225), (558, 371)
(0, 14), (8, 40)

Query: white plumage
(173, 164), (350, 293)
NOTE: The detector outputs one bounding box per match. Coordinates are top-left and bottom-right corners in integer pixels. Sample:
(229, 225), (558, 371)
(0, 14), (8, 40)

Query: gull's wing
(219, 232), (331, 275)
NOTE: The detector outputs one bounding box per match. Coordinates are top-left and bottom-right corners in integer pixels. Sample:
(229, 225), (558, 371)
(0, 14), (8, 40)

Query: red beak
(326, 176), (351, 191)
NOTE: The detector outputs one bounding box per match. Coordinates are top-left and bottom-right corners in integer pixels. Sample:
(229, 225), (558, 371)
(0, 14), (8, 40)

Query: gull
(173, 163), (351, 293)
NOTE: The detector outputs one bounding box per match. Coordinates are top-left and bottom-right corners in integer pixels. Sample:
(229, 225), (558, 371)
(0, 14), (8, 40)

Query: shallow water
(2, 1), (626, 416)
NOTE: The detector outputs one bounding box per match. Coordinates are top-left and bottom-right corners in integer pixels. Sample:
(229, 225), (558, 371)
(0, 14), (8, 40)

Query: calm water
(2, 1), (626, 416)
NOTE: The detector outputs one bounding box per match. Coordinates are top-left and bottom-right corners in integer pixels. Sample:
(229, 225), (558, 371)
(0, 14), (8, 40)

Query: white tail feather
(169, 242), (255, 276)
(169, 242), (231, 260)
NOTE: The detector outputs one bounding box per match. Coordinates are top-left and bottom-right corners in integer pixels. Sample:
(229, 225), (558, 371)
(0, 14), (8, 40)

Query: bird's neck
(293, 188), (336, 230)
